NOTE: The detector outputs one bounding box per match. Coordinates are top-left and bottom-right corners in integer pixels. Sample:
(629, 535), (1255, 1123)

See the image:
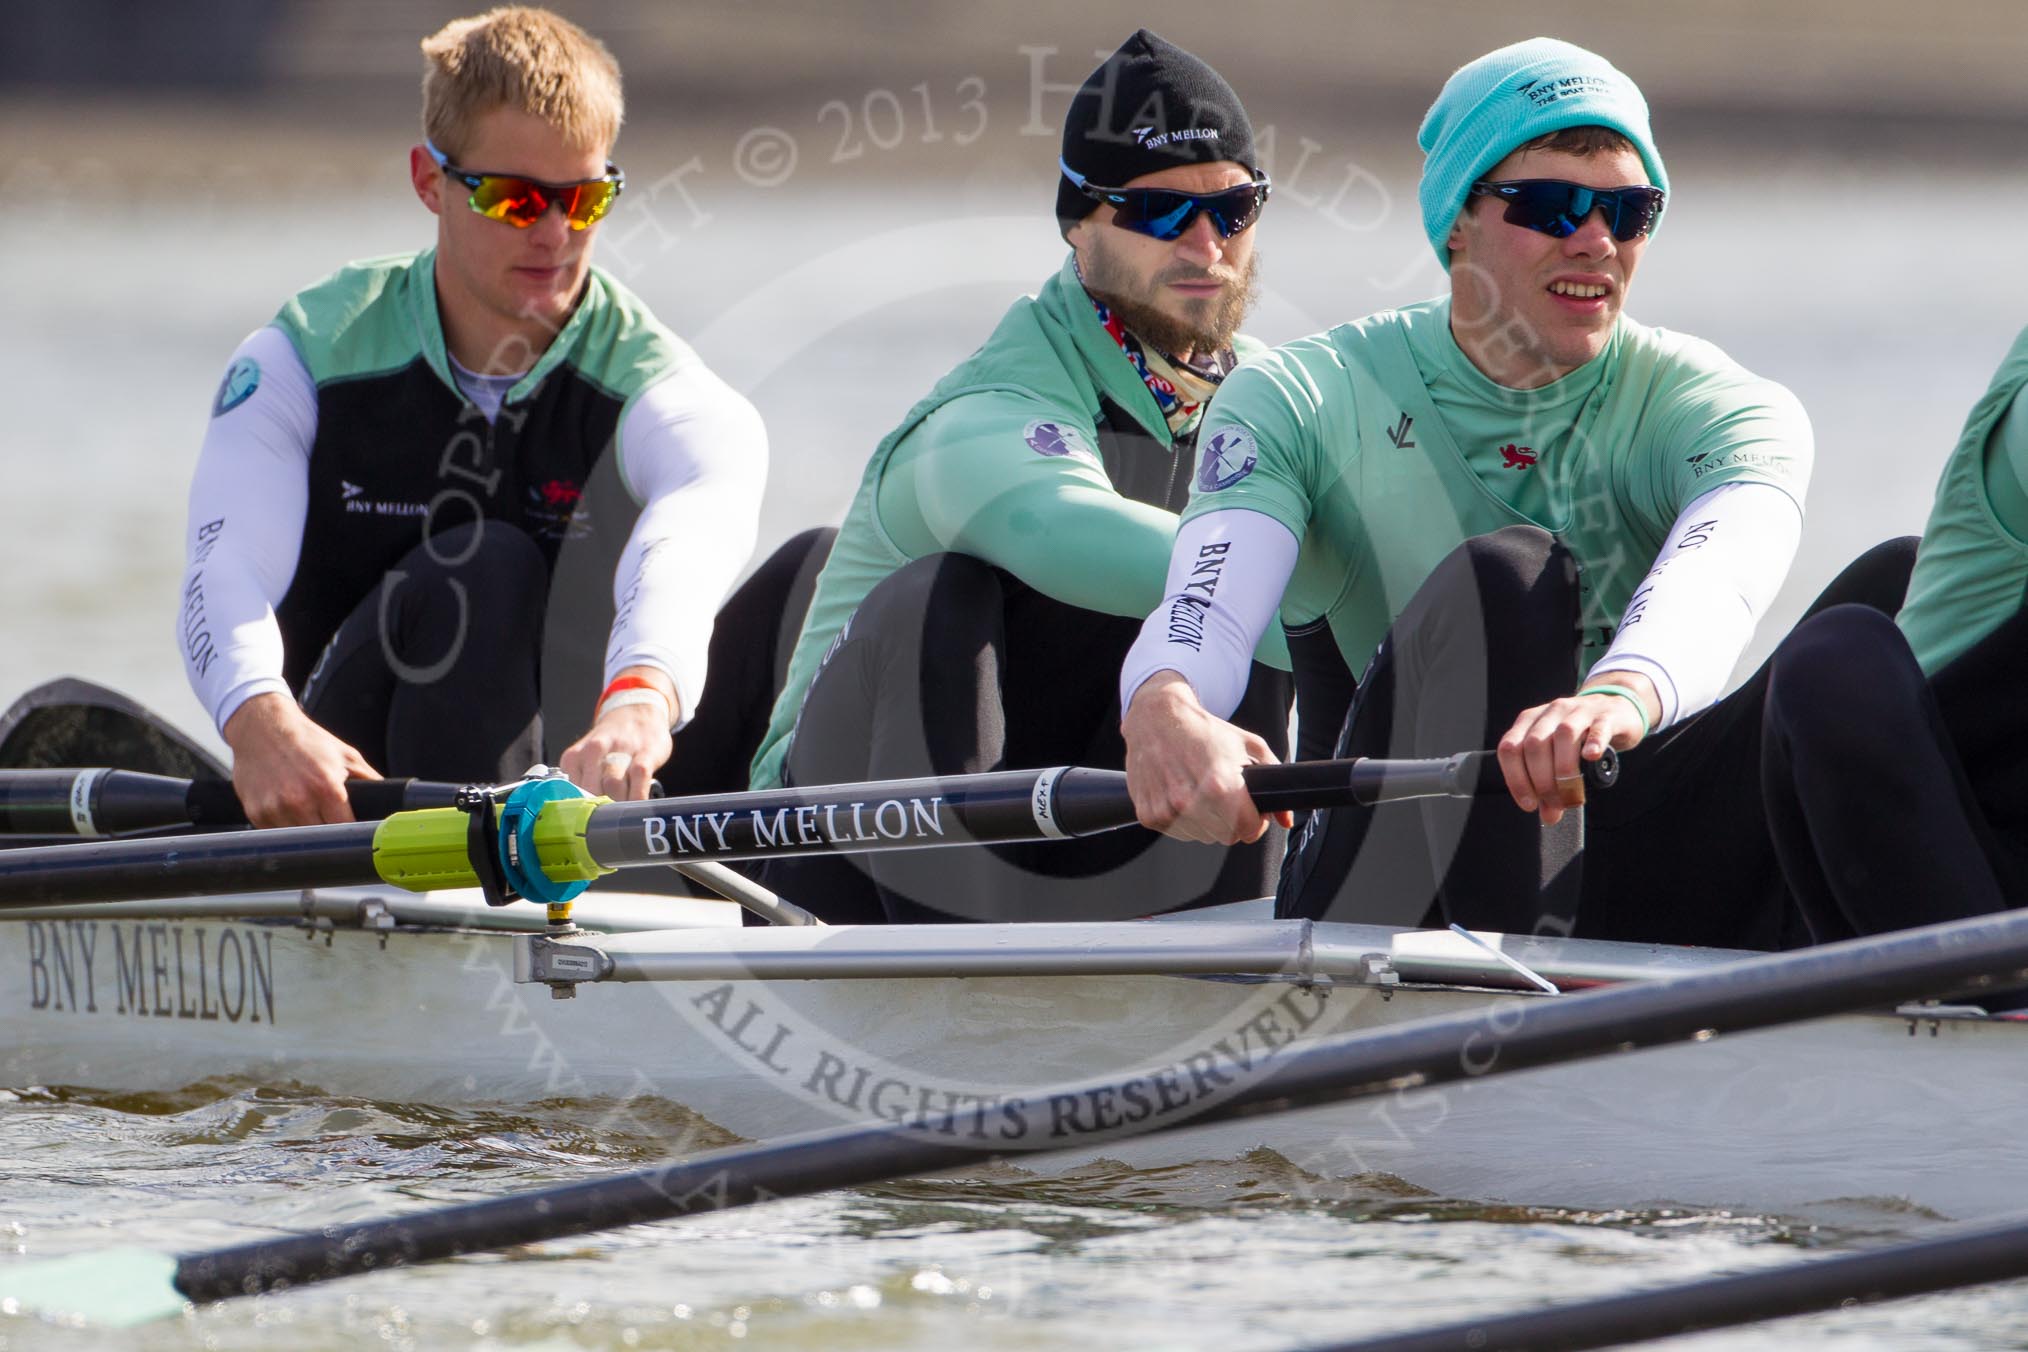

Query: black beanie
(1055, 29), (1258, 236)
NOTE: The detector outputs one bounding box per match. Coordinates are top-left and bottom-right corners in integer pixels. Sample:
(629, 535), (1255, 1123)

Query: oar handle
(184, 776), (461, 826)
(1242, 747), (1618, 814)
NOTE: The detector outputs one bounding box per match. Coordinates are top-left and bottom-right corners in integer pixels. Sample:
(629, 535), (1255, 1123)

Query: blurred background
(6, 0), (2028, 750)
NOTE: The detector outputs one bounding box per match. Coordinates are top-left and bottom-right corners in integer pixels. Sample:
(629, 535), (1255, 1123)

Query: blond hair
(421, 7), (623, 158)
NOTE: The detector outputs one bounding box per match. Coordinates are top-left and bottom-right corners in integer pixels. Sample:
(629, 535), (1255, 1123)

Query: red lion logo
(538, 479), (583, 508)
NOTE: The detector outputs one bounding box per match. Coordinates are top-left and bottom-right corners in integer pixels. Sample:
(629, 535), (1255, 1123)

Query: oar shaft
(168, 898), (2028, 1306)
(1319, 1209), (2028, 1351)
(174, 1126), (981, 1304)
(0, 819), (380, 905)
(0, 769), (458, 836)
(581, 766), (1121, 868)
(581, 750), (1618, 869)
(0, 769), (188, 835)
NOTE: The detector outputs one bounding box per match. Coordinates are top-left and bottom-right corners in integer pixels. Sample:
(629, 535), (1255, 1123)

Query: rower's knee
(1806, 535), (1920, 617)
(1422, 526), (1577, 648)
(1769, 604), (1922, 737)
(386, 521), (547, 651)
(402, 520), (544, 589)
(1456, 526), (1571, 601)
(457, 522), (543, 616)
(757, 526), (836, 593)
(853, 551), (1004, 642)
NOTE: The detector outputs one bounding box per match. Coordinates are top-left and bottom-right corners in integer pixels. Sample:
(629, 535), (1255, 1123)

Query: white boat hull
(3, 891), (2023, 1222)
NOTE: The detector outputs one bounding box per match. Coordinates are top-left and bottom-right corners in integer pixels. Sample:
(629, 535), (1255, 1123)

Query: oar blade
(1, 1247), (186, 1327)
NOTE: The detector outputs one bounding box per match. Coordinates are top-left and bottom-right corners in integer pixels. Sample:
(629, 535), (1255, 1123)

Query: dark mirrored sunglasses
(426, 139), (625, 230)
(1061, 159), (1271, 241)
(1468, 179), (1665, 242)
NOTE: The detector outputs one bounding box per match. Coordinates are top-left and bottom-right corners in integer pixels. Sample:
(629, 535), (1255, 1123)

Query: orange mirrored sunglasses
(426, 139), (624, 230)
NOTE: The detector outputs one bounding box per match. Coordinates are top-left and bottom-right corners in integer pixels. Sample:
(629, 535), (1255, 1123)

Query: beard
(1081, 238), (1259, 360)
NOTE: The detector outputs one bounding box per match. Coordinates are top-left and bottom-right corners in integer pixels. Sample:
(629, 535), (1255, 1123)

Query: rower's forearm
(181, 547), (295, 735)
(604, 367), (768, 731)
(183, 327), (317, 733)
(1118, 508), (1299, 718)
(604, 497), (754, 729)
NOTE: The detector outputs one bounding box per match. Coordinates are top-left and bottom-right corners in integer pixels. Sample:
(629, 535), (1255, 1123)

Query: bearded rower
(178, 7), (781, 828)
(1120, 38), (1913, 948)
(747, 31), (1291, 924)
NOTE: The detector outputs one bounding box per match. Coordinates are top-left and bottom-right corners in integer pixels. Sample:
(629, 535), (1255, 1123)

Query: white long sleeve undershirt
(602, 363), (768, 724)
(1119, 481), (1802, 730)
(1585, 481), (1803, 729)
(179, 326), (766, 734)
(180, 326), (314, 732)
(1118, 508), (1300, 719)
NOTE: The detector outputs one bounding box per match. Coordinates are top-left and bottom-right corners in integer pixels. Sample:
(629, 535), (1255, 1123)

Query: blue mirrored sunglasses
(1061, 159), (1271, 241)
(1468, 179), (1665, 242)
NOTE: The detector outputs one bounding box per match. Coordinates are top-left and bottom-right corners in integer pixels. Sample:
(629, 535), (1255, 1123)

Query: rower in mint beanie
(1417, 37), (1669, 268)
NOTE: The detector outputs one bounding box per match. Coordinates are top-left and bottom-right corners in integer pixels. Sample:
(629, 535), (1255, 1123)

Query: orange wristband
(599, 675), (662, 705)
(597, 674), (674, 730)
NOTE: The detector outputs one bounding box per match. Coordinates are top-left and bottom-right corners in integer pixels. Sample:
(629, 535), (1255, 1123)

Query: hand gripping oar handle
(186, 776), (461, 827)
(1240, 746), (1618, 815)
(0, 768), (462, 836)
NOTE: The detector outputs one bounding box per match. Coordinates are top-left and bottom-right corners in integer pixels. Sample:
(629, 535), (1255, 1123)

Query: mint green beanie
(1417, 38), (1667, 268)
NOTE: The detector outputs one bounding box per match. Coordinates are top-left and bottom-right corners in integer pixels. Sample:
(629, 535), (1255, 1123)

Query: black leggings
(1762, 599), (2028, 949)
(1277, 526), (1919, 950)
(756, 552), (1293, 924)
(302, 523), (833, 794)
(1580, 537), (1917, 949)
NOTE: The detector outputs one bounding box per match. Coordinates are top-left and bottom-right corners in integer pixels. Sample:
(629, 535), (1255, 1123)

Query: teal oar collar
(499, 775), (595, 905)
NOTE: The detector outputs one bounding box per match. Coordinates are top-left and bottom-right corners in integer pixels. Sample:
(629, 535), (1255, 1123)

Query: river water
(4, 134), (2028, 1348)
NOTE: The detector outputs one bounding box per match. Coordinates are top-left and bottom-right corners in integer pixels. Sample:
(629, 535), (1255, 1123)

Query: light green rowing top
(1184, 297), (1814, 676)
(1897, 324), (2028, 674)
